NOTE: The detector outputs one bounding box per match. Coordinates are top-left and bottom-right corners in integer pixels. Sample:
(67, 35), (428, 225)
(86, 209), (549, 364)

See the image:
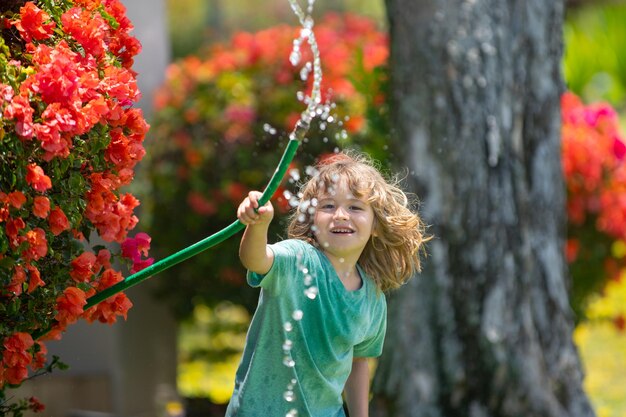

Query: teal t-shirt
(225, 239), (387, 417)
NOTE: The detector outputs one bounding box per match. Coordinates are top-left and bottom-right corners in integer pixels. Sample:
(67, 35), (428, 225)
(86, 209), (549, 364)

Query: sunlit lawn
(576, 274), (626, 417)
(575, 322), (626, 417)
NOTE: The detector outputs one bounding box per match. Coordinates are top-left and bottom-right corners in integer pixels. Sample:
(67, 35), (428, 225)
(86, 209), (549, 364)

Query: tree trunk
(372, 1), (596, 417)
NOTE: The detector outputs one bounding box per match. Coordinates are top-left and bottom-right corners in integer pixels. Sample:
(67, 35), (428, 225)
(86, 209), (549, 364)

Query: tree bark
(372, 1), (596, 417)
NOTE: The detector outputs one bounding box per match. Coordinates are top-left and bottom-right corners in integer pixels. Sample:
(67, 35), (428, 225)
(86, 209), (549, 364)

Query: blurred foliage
(143, 13), (391, 319)
(562, 93), (626, 320)
(178, 303), (248, 403)
(564, 3), (626, 108)
(165, 0), (385, 58)
(575, 270), (626, 417)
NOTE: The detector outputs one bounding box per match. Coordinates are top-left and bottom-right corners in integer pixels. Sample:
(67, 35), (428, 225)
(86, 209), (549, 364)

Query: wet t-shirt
(225, 239), (387, 417)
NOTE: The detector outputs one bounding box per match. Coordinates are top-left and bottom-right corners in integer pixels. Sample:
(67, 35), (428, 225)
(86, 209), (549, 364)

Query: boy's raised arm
(237, 191), (275, 275)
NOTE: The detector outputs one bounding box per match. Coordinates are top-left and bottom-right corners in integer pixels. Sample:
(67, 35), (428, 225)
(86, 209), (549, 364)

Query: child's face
(312, 179), (375, 262)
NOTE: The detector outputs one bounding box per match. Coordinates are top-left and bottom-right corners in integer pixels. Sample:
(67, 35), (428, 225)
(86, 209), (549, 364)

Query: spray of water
(287, 0), (323, 136)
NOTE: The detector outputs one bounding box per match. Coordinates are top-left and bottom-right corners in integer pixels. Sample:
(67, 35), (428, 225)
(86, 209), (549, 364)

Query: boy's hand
(237, 191), (274, 226)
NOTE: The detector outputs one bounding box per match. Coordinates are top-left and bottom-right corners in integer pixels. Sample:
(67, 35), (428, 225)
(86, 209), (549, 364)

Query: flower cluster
(0, 0), (151, 405)
(562, 91), (626, 322)
(146, 13), (389, 317)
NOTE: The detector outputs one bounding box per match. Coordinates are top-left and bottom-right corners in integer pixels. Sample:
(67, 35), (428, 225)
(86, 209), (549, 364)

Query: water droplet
(290, 53), (301, 67)
(304, 274), (313, 285)
(292, 310), (303, 321)
(283, 339), (293, 351)
(291, 378), (297, 385)
(323, 242), (329, 248)
(284, 321), (293, 332)
(339, 258), (345, 263)
(304, 286), (318, 299)
(297, 213), (306, 222)
(301, 268), (309, 274)
(283, 357), (296, 367)
(284, 390), (295, 402)
(286, 409), (298, 417)
(300, 62), (312, 81)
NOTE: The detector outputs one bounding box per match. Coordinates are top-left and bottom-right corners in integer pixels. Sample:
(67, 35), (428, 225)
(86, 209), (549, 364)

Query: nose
(333, 206), (349, 220)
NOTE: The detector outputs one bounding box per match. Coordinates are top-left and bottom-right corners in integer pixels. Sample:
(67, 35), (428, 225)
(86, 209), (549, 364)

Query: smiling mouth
(330, 228), (354, 234)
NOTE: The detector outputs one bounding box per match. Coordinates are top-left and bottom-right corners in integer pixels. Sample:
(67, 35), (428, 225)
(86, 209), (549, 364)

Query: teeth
(332, 229), (353, 233)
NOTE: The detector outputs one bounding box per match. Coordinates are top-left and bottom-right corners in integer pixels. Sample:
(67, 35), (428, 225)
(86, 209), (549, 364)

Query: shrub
(562, 91), (626, 321)
(0, 1), (152, 413)
(145, 13), (389, 318)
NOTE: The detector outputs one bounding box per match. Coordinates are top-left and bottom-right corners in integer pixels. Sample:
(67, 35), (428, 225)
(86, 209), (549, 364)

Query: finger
(248, 192), (260, 208)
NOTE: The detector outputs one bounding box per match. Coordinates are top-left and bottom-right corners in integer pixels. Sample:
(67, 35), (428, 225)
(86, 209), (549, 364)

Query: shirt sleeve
(353, 294), (387, 358)
(246, 239), (303, 289)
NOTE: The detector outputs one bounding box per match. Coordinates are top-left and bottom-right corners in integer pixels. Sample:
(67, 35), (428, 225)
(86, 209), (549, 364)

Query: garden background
(2, 0), (626, 416)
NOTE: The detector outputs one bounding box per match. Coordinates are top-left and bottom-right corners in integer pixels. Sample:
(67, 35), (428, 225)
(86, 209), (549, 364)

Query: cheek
(312, 213), (323, 231)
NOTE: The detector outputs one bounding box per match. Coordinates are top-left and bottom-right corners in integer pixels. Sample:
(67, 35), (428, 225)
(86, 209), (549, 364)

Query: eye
(321, 203), (335, 210)
(349, 205), (363, 211)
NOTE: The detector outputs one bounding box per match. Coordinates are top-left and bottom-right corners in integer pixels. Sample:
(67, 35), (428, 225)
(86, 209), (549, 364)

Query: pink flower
(4, 95), (34, 139)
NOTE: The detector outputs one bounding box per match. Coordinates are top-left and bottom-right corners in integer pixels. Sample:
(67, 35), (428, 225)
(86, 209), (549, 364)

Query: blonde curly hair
(287, 151), (431, 291)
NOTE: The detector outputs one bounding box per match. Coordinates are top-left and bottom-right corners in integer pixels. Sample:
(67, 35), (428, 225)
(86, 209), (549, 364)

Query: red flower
(27, 264), (45, 293)
(12, 2), (56, 43)
(97, 249), (112, 270)
(61, 7), (108, 58)
(29, 396), (46, 413)
(85, 293), (132, 324)
(29, 42), (84, 109)
(32, 196), (50, 218)
(55, 287), (87, 327)
(31, 343), (47, 371)
(22, 228), (48, 261)
(6, 217), (26, 248)
(2, 332), (34, 385)
(7, 191), (26, 209)
(94, 268), (124, 291)
(70, 252), (98, 283)
(0, 205), (8, 223)
(565, 239), (580, 263)
(226, 182), (247, 205)
(26, 164), (52, 192)
(187, 192), (217, 216)
(48, 207), (70, 236)
(8, 266), (27, 296)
